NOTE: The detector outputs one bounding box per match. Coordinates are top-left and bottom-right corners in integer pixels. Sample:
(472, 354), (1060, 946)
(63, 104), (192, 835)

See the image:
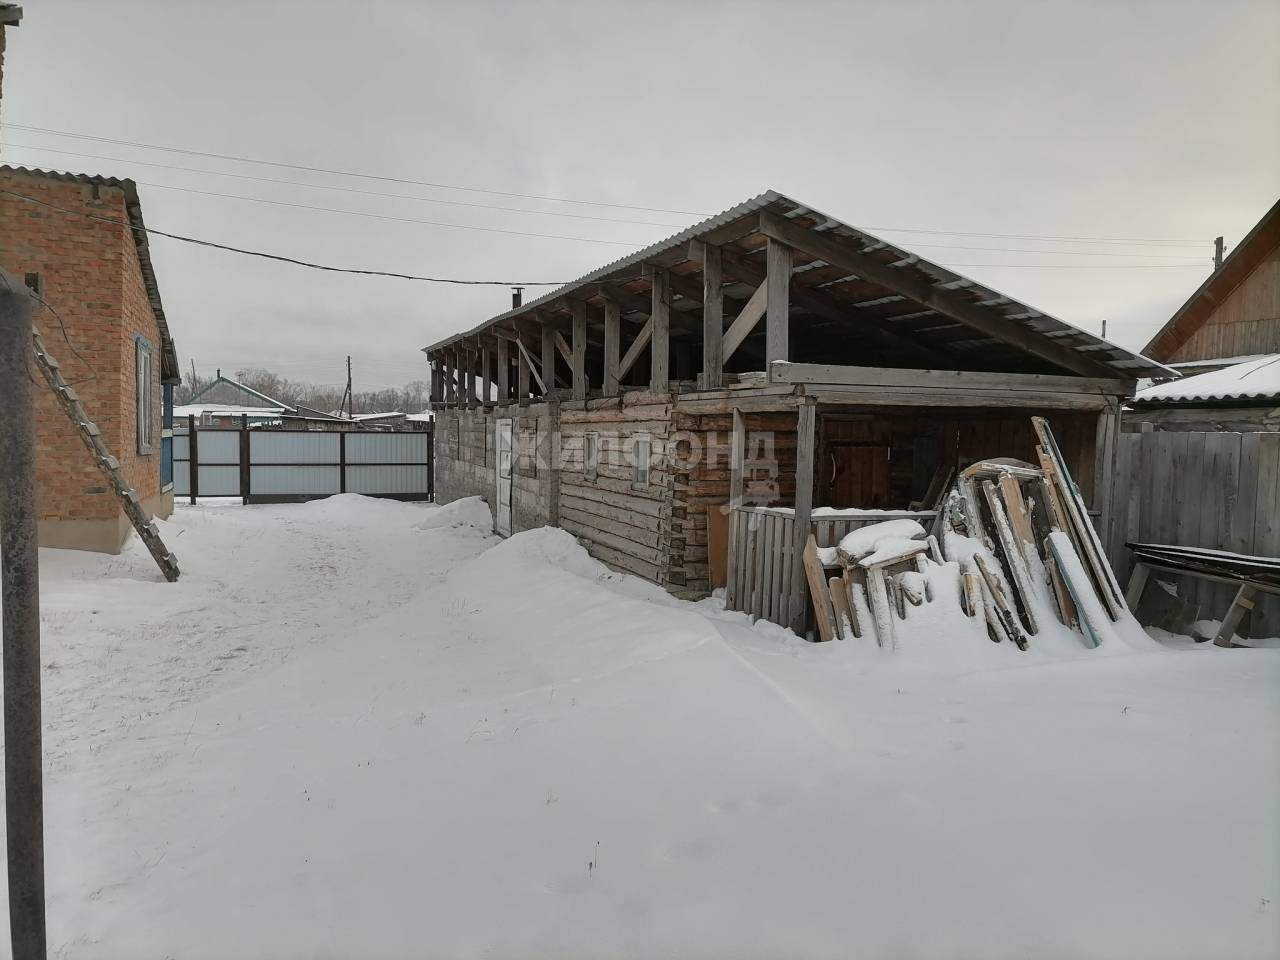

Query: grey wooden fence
(1109, 430), (1280, 637)
(726, 507), (937, 627)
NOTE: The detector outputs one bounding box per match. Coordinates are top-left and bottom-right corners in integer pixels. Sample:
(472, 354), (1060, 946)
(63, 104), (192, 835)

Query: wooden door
(495, 418), (513, 536)
(825, 440), (891, 508)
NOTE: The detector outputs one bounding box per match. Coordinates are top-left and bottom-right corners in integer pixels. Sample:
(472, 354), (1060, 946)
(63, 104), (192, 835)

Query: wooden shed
(424, 191), (1169, 630)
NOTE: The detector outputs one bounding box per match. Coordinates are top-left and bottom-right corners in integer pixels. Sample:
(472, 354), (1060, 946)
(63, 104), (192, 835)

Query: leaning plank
(1046, 533), (1103, 648)
(803, 534), (838, 642)
(1046, 552), (1080, 629)
(865, 566), (895, 649)
(975, 555), (1029, 650)
(1033, 416), (1126, 620)
(998, 473), (1037, 561)
(828, 575), (854, 640)
(722, 280), (769, 360)
(981, 480), (1039, 634)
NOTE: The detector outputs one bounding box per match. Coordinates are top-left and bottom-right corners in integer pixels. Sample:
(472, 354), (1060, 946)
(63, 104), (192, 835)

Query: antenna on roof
(1101, 318), (1107, 339)
(1213, 236), (1224, 271)
(511, 286), (524, 309)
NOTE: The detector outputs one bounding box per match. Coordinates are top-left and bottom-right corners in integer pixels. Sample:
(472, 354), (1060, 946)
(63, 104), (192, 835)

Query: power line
(1, 122), (1217, 246)
(0, 121), (706, 216)
(0, 186), (570, 285)
(0, 157), (648, 246)
(0, 140), (689, 229)
(2, 142), (1212, 261)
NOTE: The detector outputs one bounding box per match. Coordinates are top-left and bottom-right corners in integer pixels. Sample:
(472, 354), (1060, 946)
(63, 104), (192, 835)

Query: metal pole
(0, 270), (48, 960)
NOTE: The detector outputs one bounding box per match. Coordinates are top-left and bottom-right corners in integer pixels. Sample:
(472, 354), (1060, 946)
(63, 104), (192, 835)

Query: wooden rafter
(757, 211), (1116, 378)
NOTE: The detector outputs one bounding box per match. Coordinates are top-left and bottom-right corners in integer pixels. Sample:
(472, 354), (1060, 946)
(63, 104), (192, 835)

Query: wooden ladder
(30, 331), (180, 582)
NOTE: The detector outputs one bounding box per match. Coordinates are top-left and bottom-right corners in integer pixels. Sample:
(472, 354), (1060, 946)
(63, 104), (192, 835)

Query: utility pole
(0, 270), (48, 960)
(1213, 236), (1224, 272)
(345, 355), (353, 418)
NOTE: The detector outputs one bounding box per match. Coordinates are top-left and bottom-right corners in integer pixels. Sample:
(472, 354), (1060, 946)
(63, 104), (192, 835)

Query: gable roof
(422, 189), (1170, 379)
(1142, 197), (1280, 362)
(189, 373), (294, 411)
(0, 164), (180, 381)
(1132, 353), (1280, 406)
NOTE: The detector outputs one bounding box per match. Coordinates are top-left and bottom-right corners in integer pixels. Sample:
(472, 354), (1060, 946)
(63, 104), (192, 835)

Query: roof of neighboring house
(0, 164), (180, 381)
(189, 373), (294, 411)
(1132, 353), (1280, 405)
(422, 189), (1171, 379)
(174, 403), (290, 418)
(351, 411), (406, 421)
(1142, 198), (1280, 363)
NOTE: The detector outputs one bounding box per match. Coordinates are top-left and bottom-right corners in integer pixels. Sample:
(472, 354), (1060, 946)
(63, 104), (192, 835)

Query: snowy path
(5, 496), (1278, 958)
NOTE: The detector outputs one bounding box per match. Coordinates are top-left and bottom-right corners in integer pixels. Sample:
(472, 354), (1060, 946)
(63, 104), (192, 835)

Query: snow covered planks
(802, 534), (839, 643)
(1033, 417), (1126, 622)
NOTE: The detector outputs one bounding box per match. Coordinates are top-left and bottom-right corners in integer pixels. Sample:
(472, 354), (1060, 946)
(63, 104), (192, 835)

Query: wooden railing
(725, 506), (938, 628)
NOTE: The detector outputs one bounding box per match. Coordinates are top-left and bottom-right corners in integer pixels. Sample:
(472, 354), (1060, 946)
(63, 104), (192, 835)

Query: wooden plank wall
(558, 398), (673, 584)
(1110, 429), (1280, 637)
(1168, 244), (1280, 363)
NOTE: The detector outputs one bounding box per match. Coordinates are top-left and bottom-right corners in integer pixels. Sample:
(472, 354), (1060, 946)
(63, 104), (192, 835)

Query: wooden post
(442, 351), (454, 404)
(339, 429), (347, 494)
(541, 320), (557, 397)
(429, 356), (442, 405)
(517, 340), (530, 403)
(1093, 399), (1120, 547)
(603, 299), (621, 397)
(480, 343), (492, 406)
(571, 300), (587, 400)
(790, 399), (816, 633)
(726, 407), (746, 610)
(463, 347), (477, 408)
(766, 238), (792, 374)
(701, 243), (724, 389)
(239, 414), (250, 505)
(650, 268), (670, 392)
(495, 336), (509, 404)
(187, 413), (198, 504)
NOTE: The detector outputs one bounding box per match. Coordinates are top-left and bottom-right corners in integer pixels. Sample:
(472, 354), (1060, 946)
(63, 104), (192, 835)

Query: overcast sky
(3, 0), (1277, 392)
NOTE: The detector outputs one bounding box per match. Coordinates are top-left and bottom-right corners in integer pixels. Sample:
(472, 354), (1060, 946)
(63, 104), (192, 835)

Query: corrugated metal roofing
(421, 189), (1172, 378)
(1132, 353), (1280, 405)
(0, 164), (180, 381)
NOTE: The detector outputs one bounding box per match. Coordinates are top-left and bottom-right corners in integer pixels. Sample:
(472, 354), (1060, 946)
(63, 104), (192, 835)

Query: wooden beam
(758, 211), (1115, 378)
(515, 333), (545, 394)
(571, 299), (587, 400)
(603, 299), (621, 397)
(480, 342), (493, 404)
(517, 339), (531, 400)
(701, 242), (724, 388)
(650, 268), (670, 391)
(719, 245), (954, 366)
(725, 407), (746, 610)
(495, 335), (509, 402)
(791, 399), (816, 633)
(541, 323), (557, 396)
(768, 362), (1136, 396)
(766, 237), (792, 371)
(618, 316), (653, 380)
(554, 330), (572, 365)
(723, 280), (768, 360)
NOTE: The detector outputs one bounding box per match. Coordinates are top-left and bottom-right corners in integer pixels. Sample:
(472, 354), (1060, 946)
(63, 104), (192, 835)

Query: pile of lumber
(806, 416), (1130, 649)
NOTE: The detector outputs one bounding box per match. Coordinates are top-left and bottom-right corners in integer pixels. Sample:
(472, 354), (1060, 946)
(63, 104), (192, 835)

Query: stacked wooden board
(806, 416), (1130, 649)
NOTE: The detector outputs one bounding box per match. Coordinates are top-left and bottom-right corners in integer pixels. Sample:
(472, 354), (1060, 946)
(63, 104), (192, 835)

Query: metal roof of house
(0, 164), (181, 381)
(422, 190), (1172, 379)
(189, 372), (295, 411)
(1132, 353), (1280, 405)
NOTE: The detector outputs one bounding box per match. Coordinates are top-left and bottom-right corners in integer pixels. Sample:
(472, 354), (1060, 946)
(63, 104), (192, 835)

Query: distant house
(183, 370), (295, 426)
(0, 165), (180, 552)
(1133, 197), (1279, 431)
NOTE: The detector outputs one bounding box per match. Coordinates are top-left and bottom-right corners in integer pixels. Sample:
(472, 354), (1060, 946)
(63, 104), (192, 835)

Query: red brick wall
(0, 168), (164, 524)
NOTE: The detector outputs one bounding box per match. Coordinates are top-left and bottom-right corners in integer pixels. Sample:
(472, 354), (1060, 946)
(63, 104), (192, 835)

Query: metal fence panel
(345, 432), (430, 465)
(249, 431), (339, 464)
(346, 464), (431, 495)
(250, 465), (341, 496)
(196, 431), (240, 465)
(196, 465), (241, 496)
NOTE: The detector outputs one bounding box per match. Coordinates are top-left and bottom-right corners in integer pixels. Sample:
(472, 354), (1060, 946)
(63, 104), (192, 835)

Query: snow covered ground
(5, 495), (1279, 958)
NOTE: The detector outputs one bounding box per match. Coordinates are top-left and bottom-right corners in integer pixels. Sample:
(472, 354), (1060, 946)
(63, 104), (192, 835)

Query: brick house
(0, 165), (181, 552)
